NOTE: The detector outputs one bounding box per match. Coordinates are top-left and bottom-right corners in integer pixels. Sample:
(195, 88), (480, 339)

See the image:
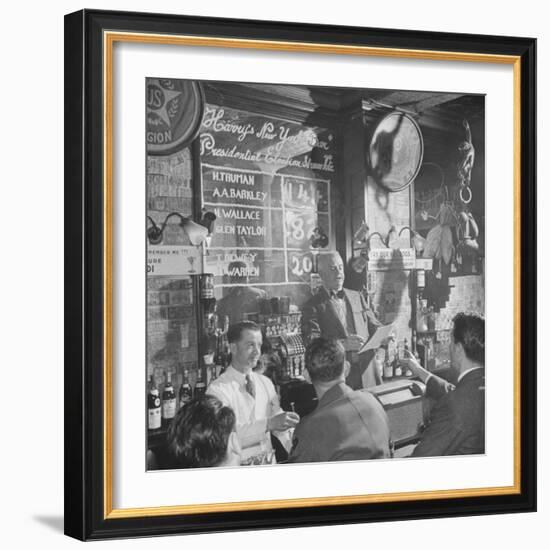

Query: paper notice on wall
(367, 248), (416, 271)
(358, 323), (395, 354)
(147, 245), (203, 276)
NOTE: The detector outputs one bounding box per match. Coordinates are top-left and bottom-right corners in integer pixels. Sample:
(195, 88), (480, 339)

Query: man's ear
(343, 360), (351, 379)
(454, 340), (466, 361)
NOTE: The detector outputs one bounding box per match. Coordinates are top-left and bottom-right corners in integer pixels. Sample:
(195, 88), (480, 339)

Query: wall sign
(199, 104), (334, 306)
(146, 79), (205, 155)
(147, 245), (203, 275)
(368, 248), (416, 271)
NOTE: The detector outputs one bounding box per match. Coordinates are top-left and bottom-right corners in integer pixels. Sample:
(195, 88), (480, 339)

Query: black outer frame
(64, 9), (537, 541)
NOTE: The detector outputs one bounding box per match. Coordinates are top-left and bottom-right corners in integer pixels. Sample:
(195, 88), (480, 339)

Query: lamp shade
(412, 231), (426, 254)
(182, 219), (209, 246)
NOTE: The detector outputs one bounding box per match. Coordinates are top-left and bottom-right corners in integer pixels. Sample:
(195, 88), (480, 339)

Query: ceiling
(204, 81), (484, 134)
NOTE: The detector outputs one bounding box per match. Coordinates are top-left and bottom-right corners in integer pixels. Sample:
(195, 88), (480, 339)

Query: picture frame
(64, 8), (536, 541)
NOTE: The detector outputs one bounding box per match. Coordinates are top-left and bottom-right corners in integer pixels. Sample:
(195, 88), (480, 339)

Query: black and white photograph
(0, 0), (543, 545)
(145, 78), (486, 470)
(58, 5), (536, 542)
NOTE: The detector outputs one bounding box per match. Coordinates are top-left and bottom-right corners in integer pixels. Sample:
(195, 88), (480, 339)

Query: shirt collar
(318, 381), (351, 408)
(227, 365), (252, 384)
(322, 286), (345, 299)
(457, 366), (484, 384)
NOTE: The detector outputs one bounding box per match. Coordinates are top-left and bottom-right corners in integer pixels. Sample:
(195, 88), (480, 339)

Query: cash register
(367, 378), (428, 448)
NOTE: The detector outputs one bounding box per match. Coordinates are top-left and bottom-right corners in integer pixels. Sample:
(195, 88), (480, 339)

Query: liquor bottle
(416, 298), (429, 332)
(195, 367), (206, 398)
(373, 351), (384, 382)
(416, 337), (426, 369)
(200, 273), (215, 299)
(161, 371), (176, 421)
(383, 346), (393, 380)
(426, 339), (436, 371)
(393, 343), (403, 377)
(209, 364), (218, 383)
(147, 376), (161, 430)
(178, 368), (193, 409)
(403, 338), (413, 376)
(412, 336), (420, 360)
(213, 339), (224, 379)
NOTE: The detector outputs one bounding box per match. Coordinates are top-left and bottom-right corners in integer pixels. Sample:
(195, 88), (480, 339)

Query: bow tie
(330, 289), (345, 299)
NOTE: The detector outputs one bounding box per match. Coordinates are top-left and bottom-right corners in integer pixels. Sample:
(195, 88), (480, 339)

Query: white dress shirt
(207, 366), (291, 460)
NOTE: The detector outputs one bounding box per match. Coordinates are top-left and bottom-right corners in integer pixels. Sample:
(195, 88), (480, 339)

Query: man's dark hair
(167, 395), (236, 468)
(452, 312), (485, 365)
(305, 338), (346, 383)
(227, 320), (261, 344)
(225, 260), (248, 283)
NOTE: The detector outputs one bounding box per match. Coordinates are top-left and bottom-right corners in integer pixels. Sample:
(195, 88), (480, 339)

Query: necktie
(245, 374), (256, 399)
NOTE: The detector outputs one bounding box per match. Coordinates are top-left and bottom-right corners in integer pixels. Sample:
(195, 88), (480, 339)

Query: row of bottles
(147, 367), (210, 430)
(377, 339), (415, 381)
(147, 338), (233, 431)
(416, 298), (437, 332)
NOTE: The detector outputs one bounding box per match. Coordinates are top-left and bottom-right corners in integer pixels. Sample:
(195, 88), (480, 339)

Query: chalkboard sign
(199, 103), (334, 307)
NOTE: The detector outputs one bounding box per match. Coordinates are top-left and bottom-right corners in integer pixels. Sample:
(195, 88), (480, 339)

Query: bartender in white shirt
(207, 321), (300, 462)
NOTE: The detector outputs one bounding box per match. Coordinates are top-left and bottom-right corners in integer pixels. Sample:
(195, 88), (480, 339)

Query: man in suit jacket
(402, 312), (485, 456)
(302, 251), (385, 389)
(288, 338), (391, 463)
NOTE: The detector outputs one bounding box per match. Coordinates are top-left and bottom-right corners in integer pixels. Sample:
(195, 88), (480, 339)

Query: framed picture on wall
(64, 9), (536, 541)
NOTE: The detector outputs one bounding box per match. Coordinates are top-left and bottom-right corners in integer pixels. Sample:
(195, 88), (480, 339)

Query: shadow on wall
(32, 516), (64, 534)
(370, 113), (405, 184)
(375, 252), (409, 324)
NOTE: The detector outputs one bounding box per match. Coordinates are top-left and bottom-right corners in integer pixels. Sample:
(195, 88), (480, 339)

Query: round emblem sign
(368, 112), (424, 192)
(146, 79), (205, 155)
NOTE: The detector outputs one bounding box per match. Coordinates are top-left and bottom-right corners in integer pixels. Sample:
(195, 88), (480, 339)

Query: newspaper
(358, 323), (395, 354)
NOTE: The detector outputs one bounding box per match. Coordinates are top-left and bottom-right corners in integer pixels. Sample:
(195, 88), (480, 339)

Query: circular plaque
(146, 79), (205, 155)
(368, 112), (424, 192)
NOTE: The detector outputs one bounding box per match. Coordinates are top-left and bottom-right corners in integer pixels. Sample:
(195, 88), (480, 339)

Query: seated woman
(164, 395), (242, 469)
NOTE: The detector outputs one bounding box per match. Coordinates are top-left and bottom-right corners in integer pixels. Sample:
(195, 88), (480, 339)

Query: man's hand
(342, 334), (366, 352)
(267, 411), (300, 432)
(400, 350), (431, 382)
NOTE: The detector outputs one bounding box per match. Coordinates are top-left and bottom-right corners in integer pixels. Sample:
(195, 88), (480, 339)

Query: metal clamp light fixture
(309, 226), (329, 249)
(353, 221), (370, 247)
(146, 211), (216, 246)
(365, 231), (387, 250)
(199, 210), (217, 234)
(398, 226), (426, 254)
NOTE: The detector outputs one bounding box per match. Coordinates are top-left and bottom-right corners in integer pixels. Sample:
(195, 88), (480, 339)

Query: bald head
(317, 251), (345, 292)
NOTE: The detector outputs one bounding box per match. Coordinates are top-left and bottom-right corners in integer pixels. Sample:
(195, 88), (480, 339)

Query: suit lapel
(343, 288), (367, 337)
(320, 287), (347, 337)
